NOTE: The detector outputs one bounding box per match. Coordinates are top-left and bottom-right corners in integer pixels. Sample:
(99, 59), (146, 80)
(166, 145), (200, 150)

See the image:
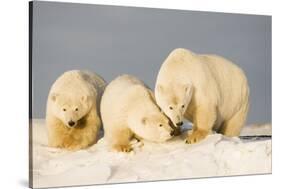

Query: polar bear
(101, 75), (174, 152)
(155, 48), (249, 144)
(46, 70), (106, 150)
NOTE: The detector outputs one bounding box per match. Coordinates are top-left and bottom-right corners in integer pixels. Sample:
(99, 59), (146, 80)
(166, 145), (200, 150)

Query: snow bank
(31, 119), (271, 188)
(240, 123), (272, 136)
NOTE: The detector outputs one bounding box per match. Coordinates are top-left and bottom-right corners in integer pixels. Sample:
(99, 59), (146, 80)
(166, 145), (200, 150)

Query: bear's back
(160, 48), (248, 102)
(199, 54), (249, 120)
(103, 74), (145, 98)
(101, 75), (148, 123)
(201, 54), (249, 102)
(78, 71), (107, 103)
(50, 70), (106, 98)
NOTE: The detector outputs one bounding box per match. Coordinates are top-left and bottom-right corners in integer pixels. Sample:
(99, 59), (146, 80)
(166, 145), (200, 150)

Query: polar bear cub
(155, 48), (249, 144)
(101, 75), (174, 152)
(46, 70), (106, 150)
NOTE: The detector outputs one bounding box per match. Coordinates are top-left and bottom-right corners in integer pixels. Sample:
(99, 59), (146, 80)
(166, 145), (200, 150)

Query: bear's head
(155, 83), (193, 127)
(50, 93), (93, 128)
(129, 111), (174, 143)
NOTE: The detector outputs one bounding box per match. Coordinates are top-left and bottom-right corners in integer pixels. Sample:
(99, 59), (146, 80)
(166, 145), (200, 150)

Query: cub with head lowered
(101, 75), (175, 152)
(46, 70), (106, 150)
(155, 48), (249, 144)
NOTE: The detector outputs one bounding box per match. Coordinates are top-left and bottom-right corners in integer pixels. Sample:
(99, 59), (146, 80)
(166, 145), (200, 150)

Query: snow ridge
(31, 120), (271, 188)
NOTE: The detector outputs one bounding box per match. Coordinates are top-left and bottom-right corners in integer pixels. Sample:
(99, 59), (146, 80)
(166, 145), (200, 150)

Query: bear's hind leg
(219, 103), (249, 137)
(109, 127), (133, 152)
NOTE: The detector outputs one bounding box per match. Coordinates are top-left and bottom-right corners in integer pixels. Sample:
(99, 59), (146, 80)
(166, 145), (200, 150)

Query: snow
(240, 123), (272, 136)
(31, 119), (271, 188)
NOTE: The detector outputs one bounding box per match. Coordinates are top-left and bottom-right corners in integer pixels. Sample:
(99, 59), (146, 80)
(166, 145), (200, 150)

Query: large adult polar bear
(155, 48), (249, 144)
(46, 70), (106, 150)
(101, 75), (174, 152)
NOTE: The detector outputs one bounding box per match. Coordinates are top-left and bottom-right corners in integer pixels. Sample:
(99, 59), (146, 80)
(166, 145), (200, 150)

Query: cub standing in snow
(155, 48), (249, 144)
(46, 70), (106, 150)
(101, 75), (175, 152)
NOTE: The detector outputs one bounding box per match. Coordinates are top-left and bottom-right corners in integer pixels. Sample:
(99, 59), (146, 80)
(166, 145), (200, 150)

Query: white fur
(46, 70), (106, 150)
(101, 75), (173, 152)
(155, 48), (249, 141)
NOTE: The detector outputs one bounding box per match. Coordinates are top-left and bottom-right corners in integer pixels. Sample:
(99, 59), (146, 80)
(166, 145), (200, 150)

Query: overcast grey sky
(32, 1), (271, 124)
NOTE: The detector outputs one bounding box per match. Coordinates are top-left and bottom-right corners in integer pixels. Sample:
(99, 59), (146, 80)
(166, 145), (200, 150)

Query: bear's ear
(131, 85), (148, 98)
(183, 83), (193, 103)
(141, 117), (147, 125)
(50, 93), (59, 102)
(184, 83), (193, 93)
(81, 95), (89, 102)
(156, 85), (164, 93)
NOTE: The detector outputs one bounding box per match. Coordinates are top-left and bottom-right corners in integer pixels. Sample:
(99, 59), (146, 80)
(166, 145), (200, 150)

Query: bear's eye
(63, 108), (66, 111)
(75, 108), (78, 111)
(169, 106), (173, 110)
(159, 124), (163, 127)
(181, 105), (185, 108)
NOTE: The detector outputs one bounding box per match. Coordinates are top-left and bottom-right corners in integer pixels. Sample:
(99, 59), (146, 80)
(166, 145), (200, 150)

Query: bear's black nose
(176, 122), (183, 126)
(68, 120), (75, 127)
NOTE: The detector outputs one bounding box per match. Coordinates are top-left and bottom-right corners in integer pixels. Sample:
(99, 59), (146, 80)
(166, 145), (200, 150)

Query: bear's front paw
(66, 144), (84, 151)
(185, 129), (209, 144)
(63, 138), (85, 151)
(113, 144), (132, 153)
